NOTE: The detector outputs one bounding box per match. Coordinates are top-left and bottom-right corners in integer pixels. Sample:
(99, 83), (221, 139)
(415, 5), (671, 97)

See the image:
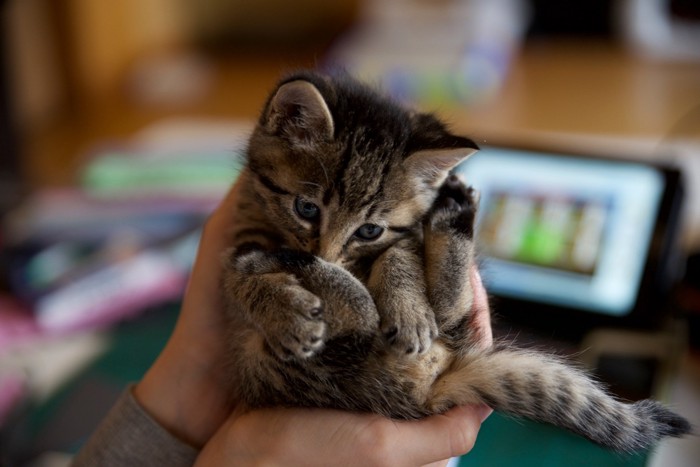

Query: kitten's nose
(318, 240), (344, 265)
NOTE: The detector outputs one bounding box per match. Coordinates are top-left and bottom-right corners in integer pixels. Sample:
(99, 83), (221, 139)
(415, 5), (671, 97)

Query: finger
(174, 182), (242, 343)
(392, 405), (490, 465)
(191, 180), (243, 283)
(181, 180), (243, 311)
(469, 267), (493, 349)
(422, 461), (449, 467)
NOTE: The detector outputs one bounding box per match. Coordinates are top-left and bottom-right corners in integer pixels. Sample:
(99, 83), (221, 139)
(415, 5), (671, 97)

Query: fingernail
(474, 404), (493, 423)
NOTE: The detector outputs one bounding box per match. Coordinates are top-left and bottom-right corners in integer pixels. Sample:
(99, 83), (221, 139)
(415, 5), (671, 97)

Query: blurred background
(1, 0), (700, 466)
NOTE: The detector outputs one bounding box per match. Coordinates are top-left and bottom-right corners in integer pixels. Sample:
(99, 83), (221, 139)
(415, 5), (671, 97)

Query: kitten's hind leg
(423, 175), (480, 335)
(367, 238), (439, 356)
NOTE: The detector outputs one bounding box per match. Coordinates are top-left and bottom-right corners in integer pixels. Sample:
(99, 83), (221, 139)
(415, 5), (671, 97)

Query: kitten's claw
(385, 326), (399, 342)
(265, 283), (327, 360)
(381, 310), (438, 356)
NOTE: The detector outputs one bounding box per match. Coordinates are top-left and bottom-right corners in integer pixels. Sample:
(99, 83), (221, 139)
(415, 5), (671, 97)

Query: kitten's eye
(294, 197), (320, 220)
(355, 223), (384, 240)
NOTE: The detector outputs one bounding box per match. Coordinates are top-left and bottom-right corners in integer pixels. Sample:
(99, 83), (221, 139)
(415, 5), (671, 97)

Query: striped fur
(220, 71), (691, 452)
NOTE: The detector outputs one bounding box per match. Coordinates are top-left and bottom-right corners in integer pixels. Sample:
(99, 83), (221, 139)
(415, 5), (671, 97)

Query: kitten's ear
(263, 79), (334, 142)
(405, 139), (479, 188)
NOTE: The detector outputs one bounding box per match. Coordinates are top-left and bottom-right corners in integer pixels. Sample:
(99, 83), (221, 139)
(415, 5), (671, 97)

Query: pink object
(0, 371), (26, 427)
(0, 296), (39, 352)
(35, 250), (187, 333)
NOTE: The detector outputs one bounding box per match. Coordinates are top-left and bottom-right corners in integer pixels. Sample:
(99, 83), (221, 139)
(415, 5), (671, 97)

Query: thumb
(393, 404), (492, 466)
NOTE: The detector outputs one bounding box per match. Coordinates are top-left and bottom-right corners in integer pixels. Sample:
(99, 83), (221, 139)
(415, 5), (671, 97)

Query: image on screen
(455, 147), (664, 317)
(478, 189), (612, 276)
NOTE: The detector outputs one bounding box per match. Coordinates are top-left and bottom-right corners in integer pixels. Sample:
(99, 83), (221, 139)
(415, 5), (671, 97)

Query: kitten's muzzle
(318, 239), (346, 265)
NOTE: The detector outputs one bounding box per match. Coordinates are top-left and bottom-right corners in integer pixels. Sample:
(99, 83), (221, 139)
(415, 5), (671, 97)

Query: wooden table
(452, 39), (700, 141)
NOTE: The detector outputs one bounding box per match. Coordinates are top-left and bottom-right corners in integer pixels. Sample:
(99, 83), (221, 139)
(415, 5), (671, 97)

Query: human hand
(195, 403), (492, 467)
(134, 182), (244, 447)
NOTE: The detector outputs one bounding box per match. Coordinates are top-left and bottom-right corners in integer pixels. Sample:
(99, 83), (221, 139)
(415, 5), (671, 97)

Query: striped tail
(429, 347), (692, 451)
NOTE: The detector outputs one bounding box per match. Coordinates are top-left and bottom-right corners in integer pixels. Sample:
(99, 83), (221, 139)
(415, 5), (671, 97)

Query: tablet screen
(456, 147), (665, 317)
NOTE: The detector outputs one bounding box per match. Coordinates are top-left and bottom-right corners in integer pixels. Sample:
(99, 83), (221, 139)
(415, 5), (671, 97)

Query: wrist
(134, 340), (231, 448)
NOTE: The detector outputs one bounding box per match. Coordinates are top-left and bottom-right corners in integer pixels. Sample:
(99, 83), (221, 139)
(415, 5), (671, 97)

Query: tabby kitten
(221, 71), (691, 451)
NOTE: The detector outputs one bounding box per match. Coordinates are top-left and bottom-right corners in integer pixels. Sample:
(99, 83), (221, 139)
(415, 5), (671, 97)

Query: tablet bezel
(462, 143), (685, 337)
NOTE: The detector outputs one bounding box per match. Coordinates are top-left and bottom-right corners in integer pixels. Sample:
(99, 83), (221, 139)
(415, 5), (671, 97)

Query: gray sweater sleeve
(72, 385), (199, 467)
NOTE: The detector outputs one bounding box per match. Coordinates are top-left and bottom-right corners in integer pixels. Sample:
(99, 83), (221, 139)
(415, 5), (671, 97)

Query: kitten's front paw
(382, 308), (438, 356)
(264, 278), (327, 360)
(429, 175), (479, 238)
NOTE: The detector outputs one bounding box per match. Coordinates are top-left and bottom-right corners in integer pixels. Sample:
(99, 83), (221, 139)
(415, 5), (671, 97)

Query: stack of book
(2, 118), (248, 334)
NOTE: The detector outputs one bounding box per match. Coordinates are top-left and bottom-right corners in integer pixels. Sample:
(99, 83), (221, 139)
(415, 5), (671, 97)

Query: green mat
(459, 412), (647, 466)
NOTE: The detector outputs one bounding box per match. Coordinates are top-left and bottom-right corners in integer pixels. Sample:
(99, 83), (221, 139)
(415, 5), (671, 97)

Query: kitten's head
(246, 71), (478, 266)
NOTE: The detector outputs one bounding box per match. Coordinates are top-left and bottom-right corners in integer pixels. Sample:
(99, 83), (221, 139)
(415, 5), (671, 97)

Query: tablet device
(455, 144), (684, 332)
